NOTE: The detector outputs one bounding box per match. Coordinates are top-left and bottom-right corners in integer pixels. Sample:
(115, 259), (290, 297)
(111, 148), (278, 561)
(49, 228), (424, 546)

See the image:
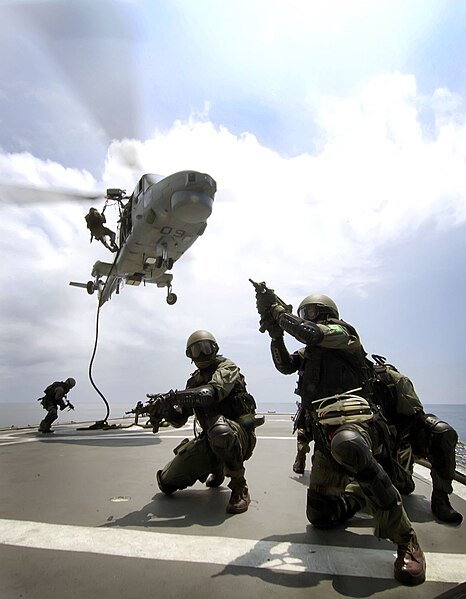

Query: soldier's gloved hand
(260, 313), (283, 339)
(157, 390), (177, 409)
(270, 302), (286, 320)
(255, 288), (278, 316)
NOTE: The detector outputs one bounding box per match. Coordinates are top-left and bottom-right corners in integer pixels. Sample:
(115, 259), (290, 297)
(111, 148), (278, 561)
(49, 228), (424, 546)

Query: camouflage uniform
(38, 380), (74, 433)
(292, 406), (312, 474)
(157, 356), (257, 505)
(271, 321), (415, 544)
(255, 287), (425, 584)
(373, 362), (462, 523)
(85, 208), (117, 251)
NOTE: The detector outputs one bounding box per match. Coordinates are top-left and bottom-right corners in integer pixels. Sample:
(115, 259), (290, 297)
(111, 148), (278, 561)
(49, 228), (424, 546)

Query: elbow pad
(271, 337), (297, 374)
(277, 312), (324, 345)
(173, 385), (217, 408)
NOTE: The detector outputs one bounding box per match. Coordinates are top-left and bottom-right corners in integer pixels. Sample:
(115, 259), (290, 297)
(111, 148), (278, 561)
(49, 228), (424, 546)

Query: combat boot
(226, 476), (250, 514)
(431, 490), (463, 524)
(292, 450), (307, 475)
(394, 534), (426, 586)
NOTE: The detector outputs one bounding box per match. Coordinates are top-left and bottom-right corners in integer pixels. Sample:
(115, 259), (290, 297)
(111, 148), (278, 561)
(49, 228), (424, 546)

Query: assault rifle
(249, 279), (292, 333)
(125, 401), (146, 416)
(63, 400), (75, 412)
(124, 401), (149, 426)
(142, 392), (172, 433)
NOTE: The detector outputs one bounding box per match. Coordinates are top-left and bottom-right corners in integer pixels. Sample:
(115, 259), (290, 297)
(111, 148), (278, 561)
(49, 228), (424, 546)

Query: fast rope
(86, 199), (124, 426)
(88, 299), (110, 424)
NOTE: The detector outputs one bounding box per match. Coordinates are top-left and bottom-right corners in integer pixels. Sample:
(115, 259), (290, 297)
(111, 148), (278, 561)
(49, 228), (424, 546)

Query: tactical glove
(270, 302), (286, 320)
(260, 312), (284, 339)
(255, 287), (278, 316)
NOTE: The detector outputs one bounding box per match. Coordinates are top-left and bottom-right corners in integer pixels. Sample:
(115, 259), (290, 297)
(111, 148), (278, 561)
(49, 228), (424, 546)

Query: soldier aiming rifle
(251, 279), (427, 586)
(146, 330), (261, 514)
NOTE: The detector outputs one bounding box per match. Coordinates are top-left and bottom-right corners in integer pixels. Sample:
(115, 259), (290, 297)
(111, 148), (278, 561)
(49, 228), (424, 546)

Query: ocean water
(1, 401), (465, 441)
(262, 403), (466, 443)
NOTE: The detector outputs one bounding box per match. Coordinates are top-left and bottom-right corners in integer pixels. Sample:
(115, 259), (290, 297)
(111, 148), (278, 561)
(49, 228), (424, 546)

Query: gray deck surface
(1, 414), (465, 599)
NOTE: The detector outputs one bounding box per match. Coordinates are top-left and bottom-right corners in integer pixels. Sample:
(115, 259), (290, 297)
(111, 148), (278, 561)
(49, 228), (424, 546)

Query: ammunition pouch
(237, 414), (265, 431)
(173, 438), (191, 455)
(220, 390), (257, 421)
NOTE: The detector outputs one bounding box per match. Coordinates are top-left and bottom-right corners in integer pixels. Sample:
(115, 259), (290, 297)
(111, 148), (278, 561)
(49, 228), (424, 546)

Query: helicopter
(69, 170), (217, 306)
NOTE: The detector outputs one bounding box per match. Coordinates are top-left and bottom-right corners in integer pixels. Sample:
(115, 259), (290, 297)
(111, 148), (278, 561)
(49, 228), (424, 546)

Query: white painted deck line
(0, 518), (464, 583)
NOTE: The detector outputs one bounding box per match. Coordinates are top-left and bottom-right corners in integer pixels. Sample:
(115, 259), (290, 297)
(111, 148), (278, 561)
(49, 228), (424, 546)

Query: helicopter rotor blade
(0, 182), (104, 205)
(4, 0), (143, 143)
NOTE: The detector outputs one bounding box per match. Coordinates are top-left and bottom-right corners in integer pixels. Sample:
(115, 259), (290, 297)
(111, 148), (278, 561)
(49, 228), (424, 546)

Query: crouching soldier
(148, 330), (261, 514)
(38, 378), (76, 433)
(372, 355), (462, 525)
(253, 282), (426, 586)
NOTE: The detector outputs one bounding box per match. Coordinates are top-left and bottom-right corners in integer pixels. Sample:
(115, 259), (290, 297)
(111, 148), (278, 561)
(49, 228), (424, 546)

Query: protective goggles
(298, 304), (320, 321)
(186, 340), (216, 359)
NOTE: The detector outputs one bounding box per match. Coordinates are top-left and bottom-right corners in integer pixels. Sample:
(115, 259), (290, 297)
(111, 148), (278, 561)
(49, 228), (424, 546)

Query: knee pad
(208, 420), (236, 450)
(331, 428), (398, 510)
(156, 470), (178, 495)
(424, 415), (458, 448)
(330, 427), (373, 475)
(306, 490), (356, 528)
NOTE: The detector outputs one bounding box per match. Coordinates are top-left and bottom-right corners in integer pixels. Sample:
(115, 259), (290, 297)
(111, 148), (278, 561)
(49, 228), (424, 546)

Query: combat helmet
(298, 294), (339, 321)
(65, 377), (76, 389)
(185, 330), (219, 361)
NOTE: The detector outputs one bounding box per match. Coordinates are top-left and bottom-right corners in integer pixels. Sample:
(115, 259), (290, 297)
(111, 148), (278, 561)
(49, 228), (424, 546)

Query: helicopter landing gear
(85, 278), (104, 295)
(70, 278), (104, 295)
(167, 292), (177, 305)
(166, 283), (177, 305)
(155, 245), (174, 270)
(157, 257), (174, 270)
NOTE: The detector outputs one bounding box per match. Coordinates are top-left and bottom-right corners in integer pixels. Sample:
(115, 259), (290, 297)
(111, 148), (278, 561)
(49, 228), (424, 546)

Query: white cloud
(1, 72), (466, 409)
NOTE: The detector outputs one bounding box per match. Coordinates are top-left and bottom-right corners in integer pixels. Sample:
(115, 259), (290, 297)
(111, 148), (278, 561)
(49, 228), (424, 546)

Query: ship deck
(1, 414), (465, 598)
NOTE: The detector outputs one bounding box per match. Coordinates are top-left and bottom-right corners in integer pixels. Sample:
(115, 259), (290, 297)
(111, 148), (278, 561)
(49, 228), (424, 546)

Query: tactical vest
(85, 211), (103, 228)
(44, 381), (68, 399)
(296, 318), (371, 407)
(37, 381), (68, 409)
(186, 356), (256, 420)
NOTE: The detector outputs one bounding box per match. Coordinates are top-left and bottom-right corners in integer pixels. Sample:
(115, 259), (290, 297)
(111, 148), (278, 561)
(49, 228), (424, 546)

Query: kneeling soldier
(150, 330), (260, 514)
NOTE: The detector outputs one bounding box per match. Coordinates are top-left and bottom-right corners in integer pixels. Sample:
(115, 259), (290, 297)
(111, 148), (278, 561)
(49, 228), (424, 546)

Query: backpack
(37, 381), (67, 405)
(370, 354), (400, 424)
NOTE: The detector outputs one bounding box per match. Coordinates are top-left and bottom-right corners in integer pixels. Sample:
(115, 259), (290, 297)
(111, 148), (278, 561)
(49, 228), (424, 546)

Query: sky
(0, 0), (466, 421)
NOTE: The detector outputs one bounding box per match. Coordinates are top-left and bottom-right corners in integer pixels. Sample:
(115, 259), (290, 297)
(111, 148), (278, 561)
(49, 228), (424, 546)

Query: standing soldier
(253, 282), (426, 586)
(372, 356), (462, 524)
(148, 331), (261, 514)
(38, 378), (76, 433)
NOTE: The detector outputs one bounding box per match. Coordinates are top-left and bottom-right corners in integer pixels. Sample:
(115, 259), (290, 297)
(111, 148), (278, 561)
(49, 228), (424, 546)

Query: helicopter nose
(171, 191), (213, 223)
